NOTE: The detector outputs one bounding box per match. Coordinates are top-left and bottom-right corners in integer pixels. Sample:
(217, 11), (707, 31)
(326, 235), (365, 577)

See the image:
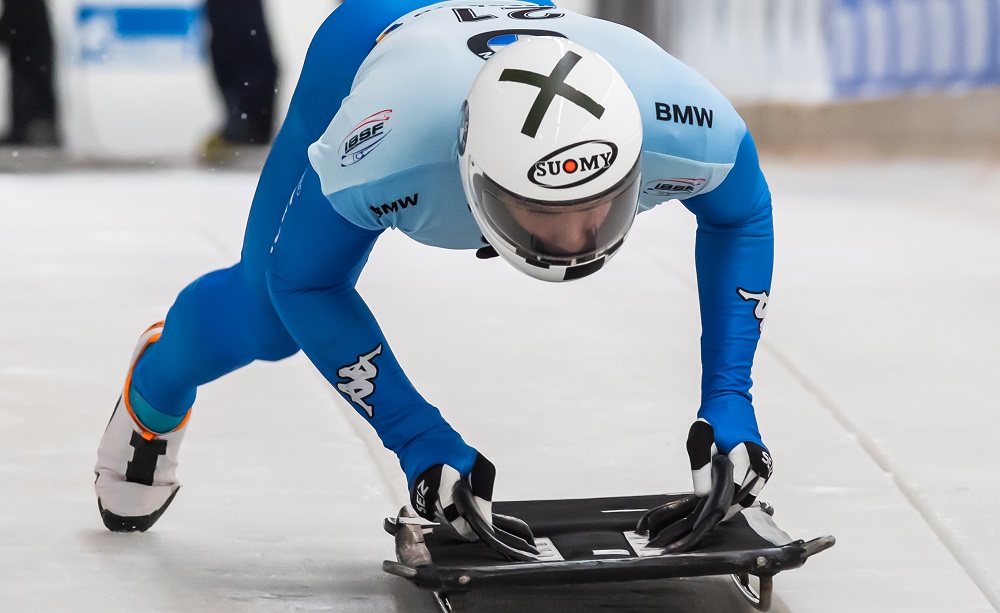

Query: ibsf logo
(642, 177), (707, 197)
(341, 109), (393, 167)
(528, 140), (617, 189)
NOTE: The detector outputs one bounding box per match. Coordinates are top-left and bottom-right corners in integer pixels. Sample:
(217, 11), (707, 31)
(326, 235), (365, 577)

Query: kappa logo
(340, 110), (393, 166)
(642, 177), (707, 197)
(336, 344), (383, 418)
(737, 288), (769, 332)
(528, 140), (617, 189)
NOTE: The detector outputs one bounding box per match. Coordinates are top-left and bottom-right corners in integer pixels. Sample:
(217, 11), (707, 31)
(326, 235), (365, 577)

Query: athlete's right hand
(637, 419), (773, 552)
(410, 452), (539, 561)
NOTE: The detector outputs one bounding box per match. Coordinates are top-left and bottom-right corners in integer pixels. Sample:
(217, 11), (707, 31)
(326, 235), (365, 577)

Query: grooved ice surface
(1, 161), (998, 611)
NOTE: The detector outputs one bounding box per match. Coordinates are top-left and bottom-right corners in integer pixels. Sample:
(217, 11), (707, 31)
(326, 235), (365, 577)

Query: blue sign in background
(828, 0), (1000, 98)
(77, 5), (205, 66)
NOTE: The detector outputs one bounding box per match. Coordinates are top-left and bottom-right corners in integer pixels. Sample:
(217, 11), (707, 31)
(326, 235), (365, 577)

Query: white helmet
(459, 37), (643, 282)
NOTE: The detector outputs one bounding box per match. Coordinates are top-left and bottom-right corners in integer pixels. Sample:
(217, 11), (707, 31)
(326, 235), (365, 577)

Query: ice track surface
(2, 159), (999, 612)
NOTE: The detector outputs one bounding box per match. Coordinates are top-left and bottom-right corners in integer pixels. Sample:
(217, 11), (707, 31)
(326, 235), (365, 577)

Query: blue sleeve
(681, 131), (773, 453)
(267, 168), (478, 489)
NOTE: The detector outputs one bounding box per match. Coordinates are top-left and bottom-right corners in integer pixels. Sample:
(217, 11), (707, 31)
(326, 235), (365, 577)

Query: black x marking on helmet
(499, 51), (606, 138)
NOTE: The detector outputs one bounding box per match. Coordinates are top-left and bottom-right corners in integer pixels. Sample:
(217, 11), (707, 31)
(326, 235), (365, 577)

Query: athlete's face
(474, 164), (640, 263)
(507, 201), (613, 256)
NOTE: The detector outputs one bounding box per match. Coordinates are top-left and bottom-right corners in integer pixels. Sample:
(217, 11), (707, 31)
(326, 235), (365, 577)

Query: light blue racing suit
(132, 0), (773, 488)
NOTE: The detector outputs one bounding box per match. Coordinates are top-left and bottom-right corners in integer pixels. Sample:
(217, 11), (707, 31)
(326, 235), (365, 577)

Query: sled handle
(453, 481), (539, 562)
(802, 535), (837, 558)
(393, 506), (434, 568)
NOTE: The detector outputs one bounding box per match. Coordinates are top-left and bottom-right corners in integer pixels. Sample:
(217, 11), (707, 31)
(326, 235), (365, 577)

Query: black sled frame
(383, 494), (834, 612)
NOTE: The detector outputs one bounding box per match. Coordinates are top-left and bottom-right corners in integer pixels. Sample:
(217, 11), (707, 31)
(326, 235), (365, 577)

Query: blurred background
(2, 3), (1000, 611)
(597, 0), (1000, 158)
(2, 0), (998, 168)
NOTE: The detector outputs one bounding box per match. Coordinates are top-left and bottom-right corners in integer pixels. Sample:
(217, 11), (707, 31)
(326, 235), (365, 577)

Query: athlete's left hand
(637, 419), (773, 552)
(410, 452), (539, 561)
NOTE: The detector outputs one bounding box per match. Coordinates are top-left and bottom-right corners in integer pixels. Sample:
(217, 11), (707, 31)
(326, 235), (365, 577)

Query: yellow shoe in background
(197, 132), (269, 169)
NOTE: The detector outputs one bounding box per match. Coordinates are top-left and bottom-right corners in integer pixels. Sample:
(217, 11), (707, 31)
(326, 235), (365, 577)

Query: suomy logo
(528, 140), (617, 189)
(341, 109), (392, 166)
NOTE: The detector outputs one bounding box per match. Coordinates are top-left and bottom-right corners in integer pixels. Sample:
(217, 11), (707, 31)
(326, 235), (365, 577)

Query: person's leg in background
(201, 0), (278, 160)
(0, 0), (59, 146)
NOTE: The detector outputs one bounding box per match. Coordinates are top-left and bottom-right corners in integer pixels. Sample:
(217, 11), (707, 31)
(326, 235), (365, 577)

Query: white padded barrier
(39, 0), (334, 160)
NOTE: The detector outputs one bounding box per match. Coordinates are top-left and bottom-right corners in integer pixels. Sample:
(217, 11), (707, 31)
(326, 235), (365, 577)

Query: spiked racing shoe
(95, 322), (190, 532)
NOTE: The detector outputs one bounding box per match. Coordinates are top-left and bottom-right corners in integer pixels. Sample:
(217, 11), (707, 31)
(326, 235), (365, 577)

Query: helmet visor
(472, 160), (641, 264)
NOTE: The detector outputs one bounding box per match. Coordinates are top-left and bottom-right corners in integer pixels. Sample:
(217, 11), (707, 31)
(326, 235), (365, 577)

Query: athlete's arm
(680, 131), (773, 454)
(266, 167), (478, 488)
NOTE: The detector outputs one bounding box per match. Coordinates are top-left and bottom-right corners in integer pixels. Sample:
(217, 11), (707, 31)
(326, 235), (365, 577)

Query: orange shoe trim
(123, 323), (192, 439)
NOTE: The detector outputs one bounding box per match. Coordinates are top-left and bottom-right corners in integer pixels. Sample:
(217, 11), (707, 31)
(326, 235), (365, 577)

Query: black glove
(637, 419), (773, 552)
(410, 452), (539, 561)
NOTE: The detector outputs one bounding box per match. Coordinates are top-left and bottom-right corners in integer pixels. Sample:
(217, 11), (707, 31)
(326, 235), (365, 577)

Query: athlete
(95, 0), (774, 555)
